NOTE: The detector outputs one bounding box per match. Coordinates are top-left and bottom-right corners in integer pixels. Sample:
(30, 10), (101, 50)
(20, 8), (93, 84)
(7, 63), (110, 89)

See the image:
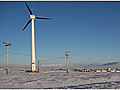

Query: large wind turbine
(22, 3), (51, 71)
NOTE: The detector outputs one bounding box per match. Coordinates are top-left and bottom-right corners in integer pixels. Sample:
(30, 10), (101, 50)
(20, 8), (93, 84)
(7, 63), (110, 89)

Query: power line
(38, 56), (65, 62)
(8, 52), (98, 64)
(10, 52), (64, 59)
(9, 52), (65, 63)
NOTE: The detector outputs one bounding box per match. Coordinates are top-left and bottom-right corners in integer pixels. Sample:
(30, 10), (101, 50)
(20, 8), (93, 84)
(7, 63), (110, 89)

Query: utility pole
(6, 46), (9, 74)
(65, 51), (70, 73)
(3, 42), (12, 74)
(38, 60), (39, 72)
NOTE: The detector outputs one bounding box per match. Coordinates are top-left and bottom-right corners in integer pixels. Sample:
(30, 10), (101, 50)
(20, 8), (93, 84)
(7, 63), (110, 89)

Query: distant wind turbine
(22, 3), (51, 71)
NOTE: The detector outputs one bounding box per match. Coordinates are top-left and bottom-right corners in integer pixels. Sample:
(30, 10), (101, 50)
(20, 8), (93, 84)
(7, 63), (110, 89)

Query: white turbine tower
(22, 3), (51, 72)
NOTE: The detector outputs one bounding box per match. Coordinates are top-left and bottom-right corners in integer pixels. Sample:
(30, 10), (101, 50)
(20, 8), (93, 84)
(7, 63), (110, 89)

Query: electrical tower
(3, 42), (12, 74)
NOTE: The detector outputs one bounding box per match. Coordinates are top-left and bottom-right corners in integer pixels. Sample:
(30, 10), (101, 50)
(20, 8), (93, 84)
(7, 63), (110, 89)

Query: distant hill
(0, 61), (120, 70)
(69, 62), (120, 69)
(99, 62), (120, 66)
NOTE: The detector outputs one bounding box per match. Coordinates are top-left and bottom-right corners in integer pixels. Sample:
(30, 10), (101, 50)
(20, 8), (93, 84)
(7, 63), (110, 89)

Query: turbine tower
(22, 3), (51, 71)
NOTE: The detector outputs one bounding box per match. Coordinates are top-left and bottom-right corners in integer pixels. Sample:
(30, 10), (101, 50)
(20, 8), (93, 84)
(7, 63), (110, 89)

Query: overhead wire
(9, 52), (65, 63)
(10, 52), (63, 58)
(3, 50), (94, 64)
(38, 56), (65, 62)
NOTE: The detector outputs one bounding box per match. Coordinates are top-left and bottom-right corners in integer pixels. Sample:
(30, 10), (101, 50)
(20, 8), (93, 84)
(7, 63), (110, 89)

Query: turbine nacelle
(30, 15), (35, 19)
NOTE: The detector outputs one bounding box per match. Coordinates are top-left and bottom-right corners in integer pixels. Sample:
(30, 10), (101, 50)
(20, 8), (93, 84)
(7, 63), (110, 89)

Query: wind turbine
(22, 3), (51, 72)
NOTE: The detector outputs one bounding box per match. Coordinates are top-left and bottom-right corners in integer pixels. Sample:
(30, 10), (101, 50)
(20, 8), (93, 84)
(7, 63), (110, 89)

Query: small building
(95, 69), (101, 72)
(110, 69), (116, 72)
(80, 69), (91, 72)
(116, 70), (120, 72)
(101, 69), (107, 72)
(107, 68), (112, 71)
(90, 69), (95, 72)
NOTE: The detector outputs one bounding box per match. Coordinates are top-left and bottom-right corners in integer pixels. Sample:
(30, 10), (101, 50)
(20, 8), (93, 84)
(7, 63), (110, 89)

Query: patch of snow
(0, 69), (120, 89)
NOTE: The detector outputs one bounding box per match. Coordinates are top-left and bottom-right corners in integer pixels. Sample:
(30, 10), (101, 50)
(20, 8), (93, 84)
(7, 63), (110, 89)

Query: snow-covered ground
(0, 69), (120, 89)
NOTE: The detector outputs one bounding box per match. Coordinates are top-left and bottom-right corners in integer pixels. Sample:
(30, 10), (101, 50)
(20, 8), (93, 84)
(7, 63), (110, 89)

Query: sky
(0, 1), (120, 66)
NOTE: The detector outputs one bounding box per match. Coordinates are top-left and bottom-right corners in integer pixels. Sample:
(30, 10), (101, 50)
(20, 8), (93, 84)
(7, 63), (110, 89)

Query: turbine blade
(36, 17), (51, 20)
(25, 3), (33, 15)
(22, 19), (31, 31)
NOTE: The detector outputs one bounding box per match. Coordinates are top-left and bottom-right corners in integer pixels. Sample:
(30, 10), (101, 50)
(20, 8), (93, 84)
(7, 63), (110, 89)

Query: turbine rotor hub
(30, 15), (35, 19)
